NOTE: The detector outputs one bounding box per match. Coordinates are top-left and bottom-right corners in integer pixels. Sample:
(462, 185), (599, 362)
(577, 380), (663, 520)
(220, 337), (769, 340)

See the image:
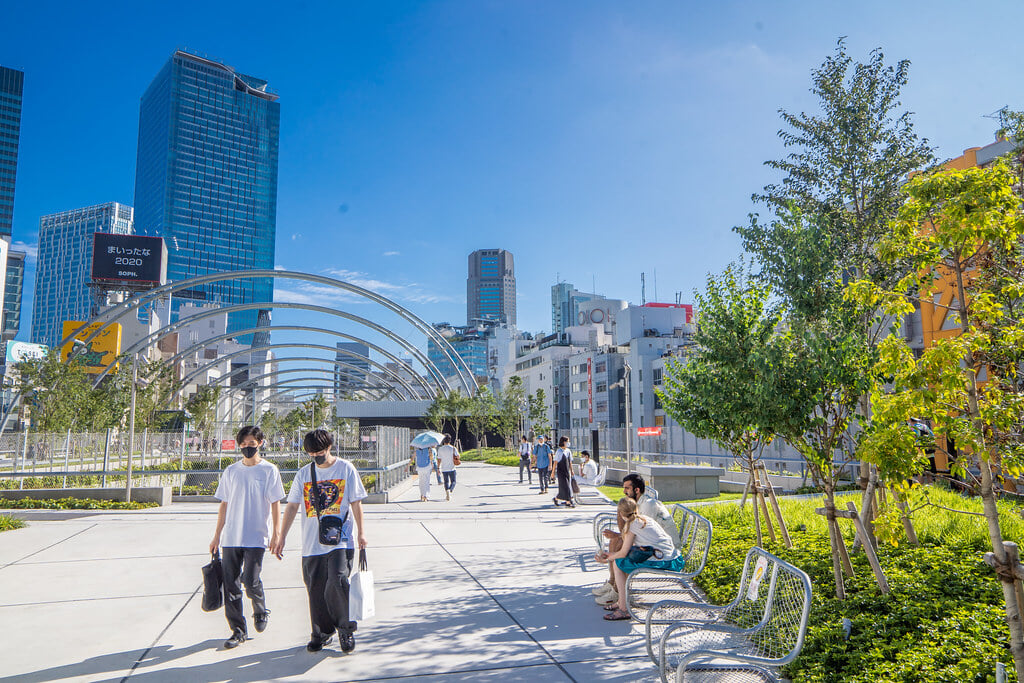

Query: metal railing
(0, 426), (413, 497)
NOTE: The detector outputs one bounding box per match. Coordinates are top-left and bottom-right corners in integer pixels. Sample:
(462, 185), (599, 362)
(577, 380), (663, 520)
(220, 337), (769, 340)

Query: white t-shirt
(286, 458), (368, 557)
(554, 447), (572, 465)
(629, 515), (680, 561)
(215, 459), (285, 548)
(579, 459), (598, 484)
(518, 442), (532, 458)
(436, 445), (459, 472)
(638, 493), (681, 549)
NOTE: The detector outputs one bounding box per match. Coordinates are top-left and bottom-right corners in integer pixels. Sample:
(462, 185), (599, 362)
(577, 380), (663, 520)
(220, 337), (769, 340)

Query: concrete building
(134, 50), (280, 338)
(335, 342), (370, 398)
(467, 249), (515, 326)
(551, 282), (607, 338)
(0, 66), (26, 341)
(31, 203), (134, 347)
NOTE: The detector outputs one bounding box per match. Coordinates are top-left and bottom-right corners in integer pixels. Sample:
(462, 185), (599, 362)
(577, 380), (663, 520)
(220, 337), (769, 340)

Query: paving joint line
(120, 583), (201, 682)
(420, 521), (577, 683)
(0, 523), (98, 570)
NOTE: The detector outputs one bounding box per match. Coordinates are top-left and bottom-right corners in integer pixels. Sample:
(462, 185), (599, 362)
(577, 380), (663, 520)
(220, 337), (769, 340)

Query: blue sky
(3, 1), (1023, 368)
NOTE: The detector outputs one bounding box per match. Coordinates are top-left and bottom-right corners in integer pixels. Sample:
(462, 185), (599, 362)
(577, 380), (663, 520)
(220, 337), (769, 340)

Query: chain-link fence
(0, 425), (413, 498)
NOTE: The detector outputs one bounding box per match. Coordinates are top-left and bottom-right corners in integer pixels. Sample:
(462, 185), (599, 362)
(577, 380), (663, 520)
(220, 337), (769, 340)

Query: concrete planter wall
(0, 487), (173, 506)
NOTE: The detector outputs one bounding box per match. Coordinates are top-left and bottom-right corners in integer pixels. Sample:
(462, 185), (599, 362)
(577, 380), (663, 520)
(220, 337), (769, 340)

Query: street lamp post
(610, 361), (633, 474)
(126, 352), (139, 503)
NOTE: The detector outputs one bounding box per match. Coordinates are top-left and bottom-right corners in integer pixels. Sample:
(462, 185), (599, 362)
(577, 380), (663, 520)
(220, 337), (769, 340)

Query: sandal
(552, 497), (560, 506)
(603, 608), (630, 621)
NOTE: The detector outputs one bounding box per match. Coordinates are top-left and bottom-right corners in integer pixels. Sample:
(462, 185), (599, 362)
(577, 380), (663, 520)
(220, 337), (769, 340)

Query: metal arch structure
(161, 326), (431, 404)
(176, 343), (421, 402)
(91, 303), (445, 395)
(250, 387), (353, 416)
(66, 269), (476, 393)
(195, 356), (404, 400)
(214, 374), (395, 418)
(154, 324), (435, 399)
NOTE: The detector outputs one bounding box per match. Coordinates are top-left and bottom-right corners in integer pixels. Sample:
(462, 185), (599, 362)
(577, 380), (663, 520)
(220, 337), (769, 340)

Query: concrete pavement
(0, 462), (665, 682)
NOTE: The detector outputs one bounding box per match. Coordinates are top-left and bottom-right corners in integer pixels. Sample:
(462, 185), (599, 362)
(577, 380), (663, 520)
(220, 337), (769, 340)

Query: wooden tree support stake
(847, 501), (890, 594)
(758, 464), (792, 548)
(754, 468), (777, 544)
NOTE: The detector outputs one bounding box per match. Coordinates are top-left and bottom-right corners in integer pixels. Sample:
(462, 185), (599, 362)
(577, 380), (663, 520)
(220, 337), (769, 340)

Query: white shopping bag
(349, 549), (376, 621)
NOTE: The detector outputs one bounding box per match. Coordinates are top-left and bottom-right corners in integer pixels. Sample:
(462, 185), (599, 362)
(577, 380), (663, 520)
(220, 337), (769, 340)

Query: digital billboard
(4, 341), (47, 364)
(60, 321), (122, 374)
(91, 233), (167, 287)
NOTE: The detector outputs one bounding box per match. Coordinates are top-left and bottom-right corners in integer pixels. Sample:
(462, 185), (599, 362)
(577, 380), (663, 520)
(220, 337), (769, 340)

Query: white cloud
(382, 251), (400, 257)
(291, 233), (302, 241)
(270, 268), (456, 308)
(12, 241), (38, 264)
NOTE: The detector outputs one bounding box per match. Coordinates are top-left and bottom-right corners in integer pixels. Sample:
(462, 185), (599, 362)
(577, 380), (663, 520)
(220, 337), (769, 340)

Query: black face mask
(240, 446), (258, 459)
(312, 454), (327, 465)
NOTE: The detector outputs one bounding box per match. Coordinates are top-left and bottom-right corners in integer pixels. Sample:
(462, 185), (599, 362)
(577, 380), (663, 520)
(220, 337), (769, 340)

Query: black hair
(442, 434), (452, 445)
(303, 428), (333, 454)
(236, 425), (264, 444)
(558, 436), (569, 447)
(623, 473), (645, 494)
(581, 450), (591, 458)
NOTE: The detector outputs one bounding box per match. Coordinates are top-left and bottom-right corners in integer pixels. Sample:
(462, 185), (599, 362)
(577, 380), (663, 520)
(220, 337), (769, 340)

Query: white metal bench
(644, 546), (812, 683)
(573, 465), (607, 505)
(623, 505), (713, 621)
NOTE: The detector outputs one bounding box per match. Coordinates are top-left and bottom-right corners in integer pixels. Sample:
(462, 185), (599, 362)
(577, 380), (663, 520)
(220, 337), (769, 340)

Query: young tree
(495, 376), (526, 449)
(302, 395), (331, 428)
(259, 409), (280, 438)
(658, 263), (788, 542)
(848, 159), (1024, 676)
(14, 351), (94, 432)
(466, 387), (496, 455)
(444, 390), (470, 447)
(185, 384), (221, 437)
(423, 393), (446, 433)
(527, 388), (550, 438)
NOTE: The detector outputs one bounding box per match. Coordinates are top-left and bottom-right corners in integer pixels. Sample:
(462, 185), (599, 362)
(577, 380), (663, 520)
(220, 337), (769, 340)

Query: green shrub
(696, 490), (1018, 682)
(0, 514), (24, 531)
(0, 497), (157, 510)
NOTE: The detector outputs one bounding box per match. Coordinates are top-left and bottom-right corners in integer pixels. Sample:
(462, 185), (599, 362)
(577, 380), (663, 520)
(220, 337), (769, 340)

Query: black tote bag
(201, 550), (224, 611)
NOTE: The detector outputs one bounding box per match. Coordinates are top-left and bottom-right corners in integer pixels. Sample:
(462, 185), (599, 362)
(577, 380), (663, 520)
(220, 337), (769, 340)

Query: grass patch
(0, 514), (24, 531)
(458, 447), (521, 467)
(596, 485), (743, 505)
(0, 498), (157, 510)
(693, 487), (1021, 682)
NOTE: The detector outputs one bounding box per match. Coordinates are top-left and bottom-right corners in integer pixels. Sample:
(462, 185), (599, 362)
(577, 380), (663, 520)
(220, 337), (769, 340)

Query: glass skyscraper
(134, 50), (279, 337)
(467, 249), (516, 326)
(0, 66), (24, 238)
(0, 66), (27, 341)
(31, 203), (134, 347)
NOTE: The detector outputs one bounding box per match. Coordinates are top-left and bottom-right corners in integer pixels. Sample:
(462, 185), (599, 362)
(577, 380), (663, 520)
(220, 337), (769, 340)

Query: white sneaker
(595, 591), (618, 606)
(591, 581), (613, 596)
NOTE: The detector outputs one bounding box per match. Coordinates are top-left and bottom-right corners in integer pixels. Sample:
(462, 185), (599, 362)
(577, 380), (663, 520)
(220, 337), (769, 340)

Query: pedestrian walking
(209, 425), (285, 649)
(517, 435), (533, 484)
(534, 435), (553, 494)
(272, 429), (368, 654)
(414, 445), (436, 501)
(552, 436), (575, 508)
(436, 435), (460, 501)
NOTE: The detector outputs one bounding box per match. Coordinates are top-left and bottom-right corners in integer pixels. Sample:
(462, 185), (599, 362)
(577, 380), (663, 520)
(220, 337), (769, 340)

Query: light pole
(610, 361), (633, 473)
(126, 352), (139, 503)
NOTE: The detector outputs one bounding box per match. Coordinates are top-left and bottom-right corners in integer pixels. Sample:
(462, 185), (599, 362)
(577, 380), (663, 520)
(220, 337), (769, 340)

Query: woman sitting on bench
(595, 496), (683, 621)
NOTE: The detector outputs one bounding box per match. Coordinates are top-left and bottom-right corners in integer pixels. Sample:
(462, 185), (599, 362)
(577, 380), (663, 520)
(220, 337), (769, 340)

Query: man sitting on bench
(593, 473), (679, 607)
(574, 451), (599, 486)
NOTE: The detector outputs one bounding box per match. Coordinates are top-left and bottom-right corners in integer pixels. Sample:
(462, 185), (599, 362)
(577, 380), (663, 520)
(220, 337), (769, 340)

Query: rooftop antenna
(654, 269), (658, 303)
(592, 274), (596, 295)
(641, 273), (646, 306)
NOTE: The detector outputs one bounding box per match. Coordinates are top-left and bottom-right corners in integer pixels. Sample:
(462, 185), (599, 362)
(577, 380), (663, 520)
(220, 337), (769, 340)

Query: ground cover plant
(0, 514), (24, 531)
(694, 488), (1021, 681)
(0, 498), (157, 510)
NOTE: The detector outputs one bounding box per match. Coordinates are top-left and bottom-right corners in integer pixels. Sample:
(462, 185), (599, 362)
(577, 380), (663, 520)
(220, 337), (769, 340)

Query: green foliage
(302, 395), (331, 428)
(0, 497), (157, 510)
(527, 388), (550, 437)
(184, 385), (220, 435)
(457, 447), (517, 466)
(0, 514), (25, 532)
(466, 387), (497, 452)
(659, 262), (781, 472)
(698, 492), (1019, 681)
(494, 376), (526, 449)
(423, 393), (447, 433)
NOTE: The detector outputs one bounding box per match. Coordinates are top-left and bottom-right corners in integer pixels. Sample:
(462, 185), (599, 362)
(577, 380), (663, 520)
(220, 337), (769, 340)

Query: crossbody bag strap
(309, 462), (322, 523)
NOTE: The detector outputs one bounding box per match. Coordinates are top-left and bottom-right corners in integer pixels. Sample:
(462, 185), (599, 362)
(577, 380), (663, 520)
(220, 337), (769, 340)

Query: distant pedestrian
(436, 435), (460, 501)
(552, 436), (575, 508)
(533, 435), (553, 494)
(272, 429), (368, 654)
(414, 446), (436, 502)
(517, 436), (533, 484)
(209, 425), (285, 649)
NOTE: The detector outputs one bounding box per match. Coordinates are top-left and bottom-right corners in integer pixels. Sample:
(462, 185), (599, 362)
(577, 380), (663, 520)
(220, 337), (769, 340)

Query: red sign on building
(221, 439), (236, 451)
(587, 358), (593, 425)
(637, 427), (662, 436)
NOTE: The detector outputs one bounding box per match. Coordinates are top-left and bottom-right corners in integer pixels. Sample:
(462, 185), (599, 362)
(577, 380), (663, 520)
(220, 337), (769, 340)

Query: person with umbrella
(411, 431), (444, 502)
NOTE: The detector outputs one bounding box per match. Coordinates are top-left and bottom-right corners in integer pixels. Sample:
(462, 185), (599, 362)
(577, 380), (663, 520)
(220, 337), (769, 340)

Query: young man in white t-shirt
(210, 425), (285, 649)
(272, 429), (368, 654)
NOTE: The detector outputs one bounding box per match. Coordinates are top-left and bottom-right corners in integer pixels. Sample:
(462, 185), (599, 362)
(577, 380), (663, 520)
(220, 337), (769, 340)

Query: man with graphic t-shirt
(273, 429), (368, 654)
(209, 425), (285, 649)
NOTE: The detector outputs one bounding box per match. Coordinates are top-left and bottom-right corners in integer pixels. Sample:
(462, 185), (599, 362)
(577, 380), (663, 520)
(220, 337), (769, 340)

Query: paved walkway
(0, 462), (667, 682)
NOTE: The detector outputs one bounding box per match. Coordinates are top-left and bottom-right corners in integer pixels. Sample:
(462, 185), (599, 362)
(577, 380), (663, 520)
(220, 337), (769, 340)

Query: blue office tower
(31, 203), (134, 348)
(134, 51), (279, 338)
(0, 66), (24, 238)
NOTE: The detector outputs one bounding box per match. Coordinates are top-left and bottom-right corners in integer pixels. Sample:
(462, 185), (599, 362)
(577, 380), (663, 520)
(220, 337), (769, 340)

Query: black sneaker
(224, 632), (246, 649)
(338, 629), (355, 653)
(254, 611), (270, 633)
(306, 634), (333, 652)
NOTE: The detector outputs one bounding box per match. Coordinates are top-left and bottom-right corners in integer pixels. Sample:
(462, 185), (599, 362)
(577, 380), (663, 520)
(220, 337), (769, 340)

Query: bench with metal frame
(572, 465), (608, 505)
(644, 546), (812, 683)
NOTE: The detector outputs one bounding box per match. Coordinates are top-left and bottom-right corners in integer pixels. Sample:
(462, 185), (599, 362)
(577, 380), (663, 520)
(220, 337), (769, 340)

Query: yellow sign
(60, 321), (122, 374)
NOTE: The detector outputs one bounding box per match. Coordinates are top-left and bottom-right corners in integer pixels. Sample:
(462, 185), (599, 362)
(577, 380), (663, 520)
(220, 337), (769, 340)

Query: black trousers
(518, 457), (532, 482)
(302, 548), (356, 640)
(221, 546), (267, 636)
(537, 466), (550, 491)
